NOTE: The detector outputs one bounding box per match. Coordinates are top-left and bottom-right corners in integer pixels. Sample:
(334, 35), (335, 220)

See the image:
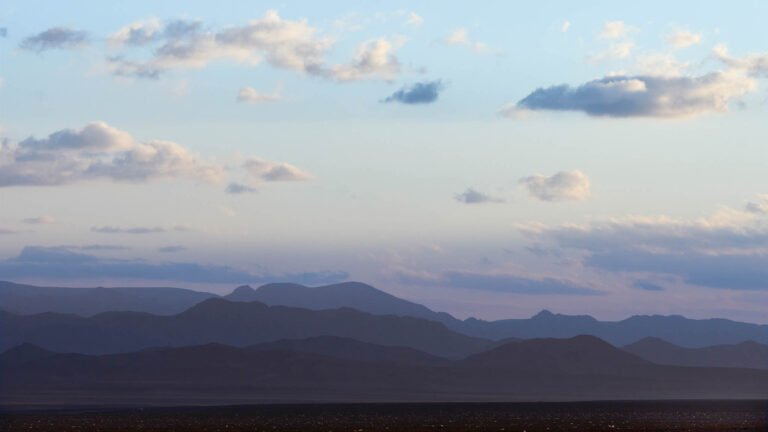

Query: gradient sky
(2, 1), (768, 323)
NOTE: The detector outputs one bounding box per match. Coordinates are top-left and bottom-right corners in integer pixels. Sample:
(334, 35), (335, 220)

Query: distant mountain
(624, 337), (768, 370)
(225, 282), (460, 326)
(0, 298), (490, 359)
(3, 336), (768, 408)
(3, 280), (767, 348)
(0, 281), (217, 316)
(459, 310), (768, 347)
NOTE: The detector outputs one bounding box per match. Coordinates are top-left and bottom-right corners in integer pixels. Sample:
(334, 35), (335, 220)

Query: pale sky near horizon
(2, 1), (768, 323)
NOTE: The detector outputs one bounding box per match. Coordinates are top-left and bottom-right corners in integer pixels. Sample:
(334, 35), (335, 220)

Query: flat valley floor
(1, 400), (767, 431)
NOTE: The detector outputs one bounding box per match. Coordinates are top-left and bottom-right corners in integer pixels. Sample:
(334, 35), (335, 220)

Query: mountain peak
(232, 285), (255, 295)
(532, 309), (555, 319)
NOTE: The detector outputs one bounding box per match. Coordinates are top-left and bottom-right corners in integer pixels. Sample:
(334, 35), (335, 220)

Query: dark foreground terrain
(2, 401), (767, 432)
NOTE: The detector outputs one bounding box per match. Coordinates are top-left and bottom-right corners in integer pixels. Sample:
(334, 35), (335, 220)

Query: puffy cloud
(0, 122), (224, 187)
(108, 18), (162, 47)
(443, 28), (488, 54)
(226, 182), (258, 194)
(381, 80), (443, 104)
(328, 38), (402, 81)
(561, 21), (571, 33)
(106, 11), (405, 82)
(243, 157), (311, 182)
(395, 268), (601, 296)
(0, 246), (349, 285)
(507, 73), (756, 118)
(19, 27), (89, 52)
(237, 86), (280, 103)
(599, 21), (634, 40)
(91, 226), (167, 234)
(22, 216), (56, 225)
(746, 194), (768, 214)
(520, 170), (590, 202)
(454, 188), (503, 204)
(665, 30), (702, 49)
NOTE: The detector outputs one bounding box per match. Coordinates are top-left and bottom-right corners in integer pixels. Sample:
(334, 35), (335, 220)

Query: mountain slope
(624, 337), (768, 369)
(0, 299), (490, 359)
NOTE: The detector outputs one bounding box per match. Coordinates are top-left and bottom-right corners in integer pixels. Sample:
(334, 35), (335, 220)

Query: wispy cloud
(22, 215), (56, 225)
(443, 28), (488, 54)
(19, 27), (89, 52)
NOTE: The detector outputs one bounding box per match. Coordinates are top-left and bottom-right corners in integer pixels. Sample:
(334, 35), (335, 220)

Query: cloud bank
(0, 246), (349, 285)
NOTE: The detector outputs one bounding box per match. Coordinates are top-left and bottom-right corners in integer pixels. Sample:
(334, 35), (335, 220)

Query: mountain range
(2, 280), (766, 347)
(3, 335), (767, 408)
(624, 337), (768, 370)
(0, 298), (490, 358)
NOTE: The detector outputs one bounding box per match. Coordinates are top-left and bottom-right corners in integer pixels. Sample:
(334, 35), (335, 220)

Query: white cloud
(561, 20), (571, 33)
(328, 38), (402, 81)
(243, 157), (312, 182)
(665, 29), (702, 49)
(520, 170), (590, 202)
(237, 85), (281, 103)
(108, 18), (162, 47)
(590, 41), (635, 61)
(713, 44), (768, 78)
(443, 28), (488, 54)
(406, 12), (423, 27)
(599, 21), (634, 40)
(107, 11), (406, 82)
(0, 122), (224, 186)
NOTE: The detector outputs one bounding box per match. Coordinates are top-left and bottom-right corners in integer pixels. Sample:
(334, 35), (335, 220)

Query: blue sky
(2, 1), (768, 322)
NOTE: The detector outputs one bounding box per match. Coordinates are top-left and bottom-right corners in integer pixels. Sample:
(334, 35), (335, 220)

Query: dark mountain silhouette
(3, 280), (767, 348)
(624, 337), (768, 370)
(459, 310), (768, 347)
(462, 335), (652, 374)
(224, 282), (460, 326)
(0, 298), (490, 359)
(0, 280), (216, 316)
(2, 336), (768, 408)
(248, 336), (446, 365)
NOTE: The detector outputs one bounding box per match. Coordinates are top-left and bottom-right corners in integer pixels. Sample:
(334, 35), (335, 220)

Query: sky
(2, 1), (768, 323)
